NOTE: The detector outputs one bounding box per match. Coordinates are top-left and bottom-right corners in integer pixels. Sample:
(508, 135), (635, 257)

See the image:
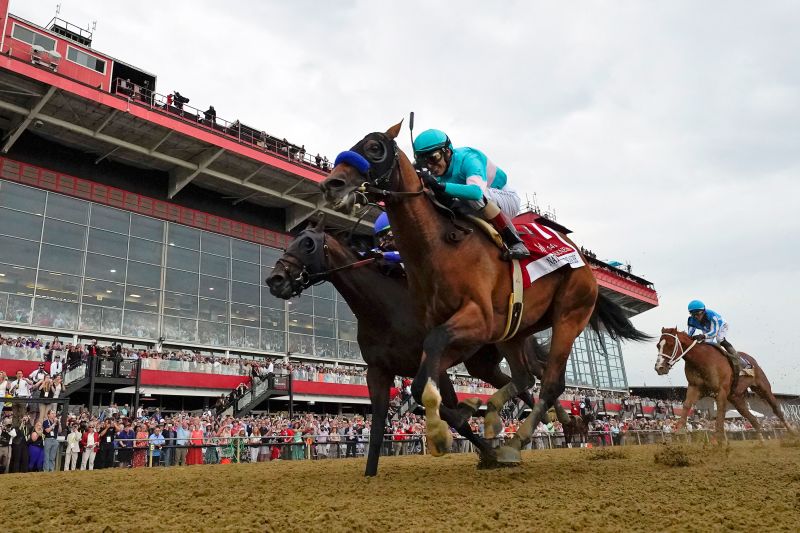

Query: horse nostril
(266, 273), (284, 288)
(325, 177), (346, 191)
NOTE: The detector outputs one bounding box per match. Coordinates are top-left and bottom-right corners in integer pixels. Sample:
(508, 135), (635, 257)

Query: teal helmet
(374, 212), (391, 235)
(413, 129), (452, 159)
(687, 300), (705, 312)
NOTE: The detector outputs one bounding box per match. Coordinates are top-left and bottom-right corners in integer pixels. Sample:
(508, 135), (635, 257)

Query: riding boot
(483, 203), (530, 260)
(721, 339), (741, 390)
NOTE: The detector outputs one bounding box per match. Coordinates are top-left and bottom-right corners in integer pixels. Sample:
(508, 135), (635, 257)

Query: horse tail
(589, 293), (653, 342)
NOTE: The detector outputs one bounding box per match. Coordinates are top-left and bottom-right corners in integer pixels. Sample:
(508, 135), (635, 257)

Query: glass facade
(0, 180), (362, 361)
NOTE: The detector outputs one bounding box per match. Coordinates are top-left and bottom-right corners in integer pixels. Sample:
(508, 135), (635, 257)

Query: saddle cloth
(516, 222), (585, 288)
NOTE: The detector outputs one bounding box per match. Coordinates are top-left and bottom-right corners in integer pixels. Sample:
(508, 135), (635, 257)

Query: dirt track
(2, 441), (798, 533)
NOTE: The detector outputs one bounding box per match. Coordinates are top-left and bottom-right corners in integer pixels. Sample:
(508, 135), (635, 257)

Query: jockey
(372, 212), (402, 264)
(687, 300), (742, 380)
(412, 129), (530, 259)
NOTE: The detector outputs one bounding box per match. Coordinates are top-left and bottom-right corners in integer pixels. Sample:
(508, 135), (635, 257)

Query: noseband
(656, 333), (699, 371)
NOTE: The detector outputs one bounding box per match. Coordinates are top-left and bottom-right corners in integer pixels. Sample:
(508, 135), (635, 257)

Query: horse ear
(311, 212), (325, 231)
(385, 120), (403, 140)
(661, 327), (665, 333)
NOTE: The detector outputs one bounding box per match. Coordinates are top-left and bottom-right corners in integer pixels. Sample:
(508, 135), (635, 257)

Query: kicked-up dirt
(1, 440), (798, 532)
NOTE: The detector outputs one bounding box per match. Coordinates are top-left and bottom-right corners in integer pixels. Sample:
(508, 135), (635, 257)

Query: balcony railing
(112, 78), (331, 174)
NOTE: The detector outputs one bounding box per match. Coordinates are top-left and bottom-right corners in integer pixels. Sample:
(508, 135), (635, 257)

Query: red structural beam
(592, 267), (659, 306)
(0, 54), (326, 183)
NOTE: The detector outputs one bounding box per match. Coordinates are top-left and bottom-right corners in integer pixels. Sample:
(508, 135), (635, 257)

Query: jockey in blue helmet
(412, 129), (530, 260)
(687, 300), (742, 383)
(372, 212), (402, 264)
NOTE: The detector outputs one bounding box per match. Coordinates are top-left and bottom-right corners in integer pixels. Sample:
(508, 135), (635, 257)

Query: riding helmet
(687, 300), (705, 312)
(413, 129), (452, 159)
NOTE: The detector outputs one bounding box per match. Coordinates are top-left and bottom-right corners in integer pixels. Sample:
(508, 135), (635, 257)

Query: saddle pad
(516, 222), (585, 288)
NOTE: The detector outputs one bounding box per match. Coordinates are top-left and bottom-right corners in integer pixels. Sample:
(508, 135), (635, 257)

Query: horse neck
(385, 152), (446, 266)
(324, 237), (406, 323)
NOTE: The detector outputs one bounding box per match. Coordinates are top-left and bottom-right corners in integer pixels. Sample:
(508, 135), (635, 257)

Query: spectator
(0, 418), (12, 473)
(203, 105), (217, 125)
(27, 423), (44, 472)
(187, 423), (204, 465)
(204, 423), (219, 464)
(97, 418), (116, 469)
(149, 426), (165, 466)
(175, 421), (190, 466)
(41, 410), (60, 471)
(132, 425), (148, 468)
(116, 422), (135, 468)
(50, 355), (63, 377)
(162, 421), (176, 467)
(64, 423), (81, 471)
(80, 422), (99, 470)
(8, 370), (32, 425)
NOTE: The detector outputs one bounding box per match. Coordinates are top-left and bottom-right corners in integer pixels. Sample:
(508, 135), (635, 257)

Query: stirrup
(507, 243), (530, 259)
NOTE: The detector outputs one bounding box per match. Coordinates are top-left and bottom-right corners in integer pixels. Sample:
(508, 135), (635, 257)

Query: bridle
(335, 132), (424, 202)
(274, 233), (378, 297)
(656, 332), (699, 371)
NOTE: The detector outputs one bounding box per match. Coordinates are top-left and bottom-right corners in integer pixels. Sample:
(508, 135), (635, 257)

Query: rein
(658, 333), (699, 369)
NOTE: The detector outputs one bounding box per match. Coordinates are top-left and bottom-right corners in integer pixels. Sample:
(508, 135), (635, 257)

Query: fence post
(236, 438), (241, 463)
(148, 444), (153, 467)
(636, 431), (641, 445)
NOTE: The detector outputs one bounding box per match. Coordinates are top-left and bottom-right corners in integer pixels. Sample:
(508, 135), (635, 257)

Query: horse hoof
(427, 420), (452, 457)
(477, 452), (500, 470)
(458, 397), (483, 416)
(484, 409), (503, 440)
(495, 445), (522, 465)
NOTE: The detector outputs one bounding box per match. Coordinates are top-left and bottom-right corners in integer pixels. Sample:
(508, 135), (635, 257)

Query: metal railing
(14, 427), (795, 473)
(111, 78), (331, 173)
(139, 357), (247, 376)
(0, 345), (48, 361)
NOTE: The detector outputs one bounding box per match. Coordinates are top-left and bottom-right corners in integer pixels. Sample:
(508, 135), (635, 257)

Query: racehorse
(265, 217), (551, 475)
(319, 122), (650, 464)
(655, 327), (795, 440)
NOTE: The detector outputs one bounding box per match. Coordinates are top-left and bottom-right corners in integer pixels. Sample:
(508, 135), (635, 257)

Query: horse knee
(410, 377), (426, 404)
(540, 381), (565, 404)
(422, 325), (453, 358)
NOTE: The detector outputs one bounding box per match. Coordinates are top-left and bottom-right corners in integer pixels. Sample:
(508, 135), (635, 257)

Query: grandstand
(0, 5), (659, 416)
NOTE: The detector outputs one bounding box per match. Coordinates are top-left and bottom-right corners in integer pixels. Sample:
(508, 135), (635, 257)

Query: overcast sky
(13, 1), (800, 393)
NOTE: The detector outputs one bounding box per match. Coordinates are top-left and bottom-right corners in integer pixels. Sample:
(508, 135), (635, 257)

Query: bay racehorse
(319, 122), (649, 464)
(265, 217), (553, 474)
(655, 327), (795, 439)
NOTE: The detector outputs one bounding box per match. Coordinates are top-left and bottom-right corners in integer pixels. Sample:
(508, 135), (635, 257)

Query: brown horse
(265, 218), (547, 474)
(320, 122), (649, 464)
(654, 327), (795, 439)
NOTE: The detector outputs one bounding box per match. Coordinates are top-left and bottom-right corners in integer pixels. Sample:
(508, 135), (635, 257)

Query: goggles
(419, 149), (445, 166)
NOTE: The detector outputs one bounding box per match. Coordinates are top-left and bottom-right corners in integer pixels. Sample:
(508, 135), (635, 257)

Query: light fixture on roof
(130, 294), (141, 298)
(105, 290), (112, 293)
(110, 269), (116, 273)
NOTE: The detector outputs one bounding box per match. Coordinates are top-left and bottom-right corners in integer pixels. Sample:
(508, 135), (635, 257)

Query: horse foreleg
(364, 366), (393, 477)
(713, 392), (728, 444)
(438, 377), (497, 466)
(675, 385), (700, 433)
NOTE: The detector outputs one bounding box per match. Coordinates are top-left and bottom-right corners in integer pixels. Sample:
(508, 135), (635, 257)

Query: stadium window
(66, 45), (106, 74)
(11, 23), (57, 51)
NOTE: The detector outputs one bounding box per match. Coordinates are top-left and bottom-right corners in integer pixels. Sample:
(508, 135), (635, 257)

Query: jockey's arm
(442, 153), (486, 201)
(703, 315), (722, 341)
(381, 251), (402, 264)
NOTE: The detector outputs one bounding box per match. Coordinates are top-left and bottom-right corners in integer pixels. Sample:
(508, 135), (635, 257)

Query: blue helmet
(687, 300), (705, 312)
(413, 129), (452, 159)
(374, 212), (391, 235)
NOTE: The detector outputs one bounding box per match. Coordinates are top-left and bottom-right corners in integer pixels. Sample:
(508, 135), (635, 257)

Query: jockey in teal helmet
(687, 299), (742, 385)
(412, 129), (530, 259)
(372, 212), (401, 264)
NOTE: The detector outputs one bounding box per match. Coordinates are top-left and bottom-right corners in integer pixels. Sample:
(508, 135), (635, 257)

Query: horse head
(654, 327), (692, 375)
(320, 121), (405, 214)
(266, 214), (329, 299)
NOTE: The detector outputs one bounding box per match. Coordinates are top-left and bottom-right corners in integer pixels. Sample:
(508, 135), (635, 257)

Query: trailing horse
(265, 217), (548, 475)
(655, 327), (795, 440)
(320, 122), (649, 464)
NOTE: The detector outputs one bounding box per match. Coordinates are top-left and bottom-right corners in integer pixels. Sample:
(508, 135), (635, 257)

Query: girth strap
(497, 259), (524, 342)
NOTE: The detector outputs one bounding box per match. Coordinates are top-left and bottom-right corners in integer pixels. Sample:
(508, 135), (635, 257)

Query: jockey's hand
(692, 334), (706, 342)
(420, 171), (446, 194)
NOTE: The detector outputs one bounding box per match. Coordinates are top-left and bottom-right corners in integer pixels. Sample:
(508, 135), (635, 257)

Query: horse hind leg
(751, 377), (796, 436)
(730, 396), (764, 440)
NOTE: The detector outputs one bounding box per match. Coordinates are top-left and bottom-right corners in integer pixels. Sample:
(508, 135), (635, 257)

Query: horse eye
(302, 238), (315, 252)
(364, 141), (386, 162)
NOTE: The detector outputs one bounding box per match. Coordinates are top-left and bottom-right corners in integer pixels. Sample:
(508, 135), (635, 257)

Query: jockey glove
(420, 171), (446, 194)
(692, 334), (705, 342)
